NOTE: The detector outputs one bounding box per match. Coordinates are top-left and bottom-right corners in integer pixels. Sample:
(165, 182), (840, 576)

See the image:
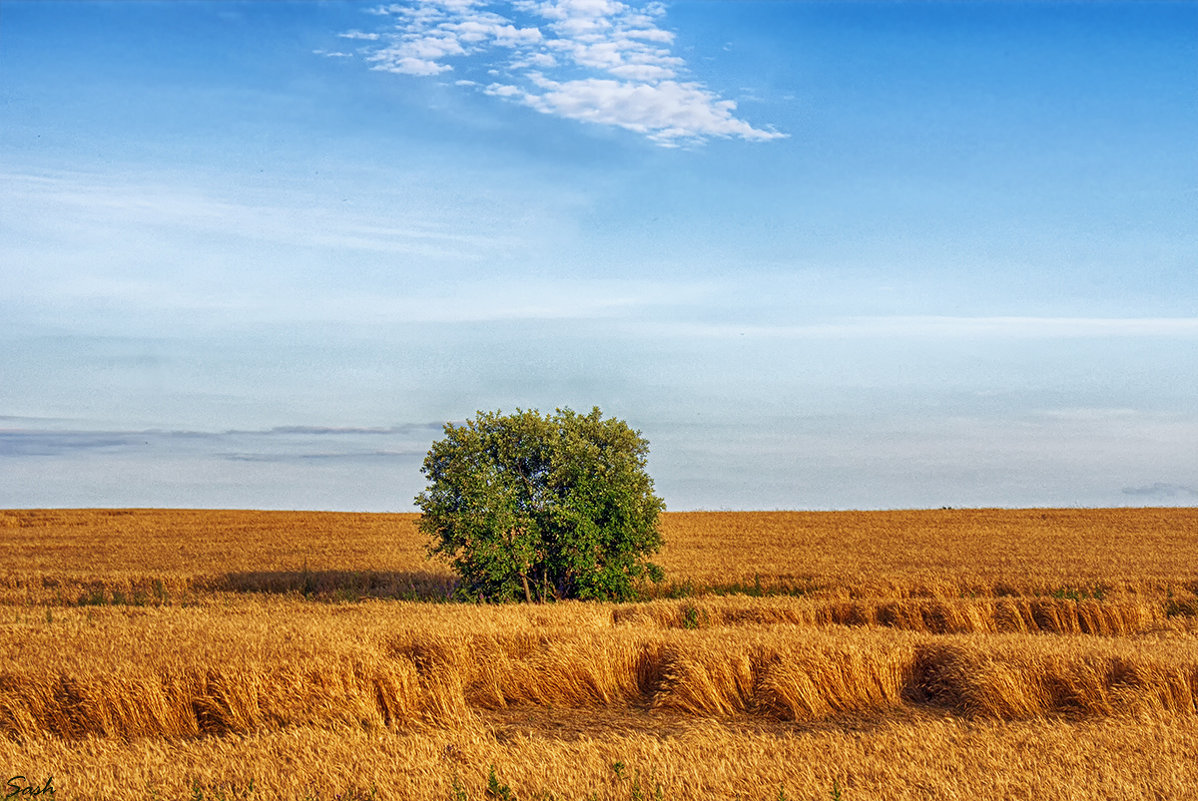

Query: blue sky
(2, 1), (1196, 510)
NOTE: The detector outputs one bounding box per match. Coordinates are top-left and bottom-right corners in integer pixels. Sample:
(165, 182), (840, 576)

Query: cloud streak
(632, 316), (1198, 340)
(0, 425), (440, 511)
(344, 0), (784, 146)
(1122, 482), (1198, 499)
(0, 171), (515, 264)
(0, 424), (443, 462)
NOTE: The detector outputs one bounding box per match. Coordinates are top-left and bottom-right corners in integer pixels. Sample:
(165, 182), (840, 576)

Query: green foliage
(450, 774), (469, 801)
(417, 407), (665, 602)
(486, 764), (513, 801)
(681, 603), (709, 630)
(610, 762), (663, 801)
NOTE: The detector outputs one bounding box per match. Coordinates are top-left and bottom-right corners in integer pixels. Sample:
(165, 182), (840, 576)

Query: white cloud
(345, 0), (784, 145)
(370, 53), (453, 75)
(518, 76), (783, 145)
(511, 51), (557, 69)
(607, 63), (675, 81)
(522, 0), (626, 23)
(484, 82), (524, 97)
(623, 26), (672, 43)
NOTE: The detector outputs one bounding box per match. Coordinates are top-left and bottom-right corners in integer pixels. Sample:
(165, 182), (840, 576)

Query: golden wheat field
(2, 508), (1197, 800)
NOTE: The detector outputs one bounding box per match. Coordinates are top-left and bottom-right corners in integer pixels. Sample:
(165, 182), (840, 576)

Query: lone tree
(416, 407), (665, 602)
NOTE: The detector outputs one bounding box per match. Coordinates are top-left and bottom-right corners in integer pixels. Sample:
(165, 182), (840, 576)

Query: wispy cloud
(2, 169), (570, 326)
(1, 168), (709, 323)
(0, 424), (443, 462)
(632, 316), (1198, 340)
(222, 450), (415, 463)
(1122, 482), (1198, 499)
(0, 171), (514, 264)
(0, 425), (442, 510)
(0, 431), (142, 458)
(341, 1), (784, 146)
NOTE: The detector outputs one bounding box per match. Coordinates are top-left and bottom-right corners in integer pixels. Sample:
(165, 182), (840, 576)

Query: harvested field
(3, 507), (1197, 604)
(1, 508), (1196, 799)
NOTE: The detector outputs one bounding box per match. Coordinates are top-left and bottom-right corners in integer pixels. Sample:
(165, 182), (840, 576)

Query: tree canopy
(416, 407), (665, 602)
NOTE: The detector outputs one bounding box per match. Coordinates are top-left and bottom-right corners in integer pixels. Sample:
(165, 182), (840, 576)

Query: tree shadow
(207, 569), (457, 602)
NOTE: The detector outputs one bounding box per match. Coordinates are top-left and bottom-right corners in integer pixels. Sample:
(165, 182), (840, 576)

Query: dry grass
(0, 509), (451, 606)
(657, 508), (1198, 597)
(2, 508), (1197, 799)
(7, 715), (1198, 801)
(3, 600), (1196, 740)
(2, 507), (1196, 604)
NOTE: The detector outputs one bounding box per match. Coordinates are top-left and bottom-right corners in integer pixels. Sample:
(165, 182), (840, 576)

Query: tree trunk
(521, 573), (533, 604)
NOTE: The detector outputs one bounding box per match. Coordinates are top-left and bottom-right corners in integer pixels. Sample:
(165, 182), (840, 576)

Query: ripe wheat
(1, 508), (1196, 799)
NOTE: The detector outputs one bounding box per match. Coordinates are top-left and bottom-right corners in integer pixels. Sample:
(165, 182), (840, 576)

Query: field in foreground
(1, 508), (1197, 800)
